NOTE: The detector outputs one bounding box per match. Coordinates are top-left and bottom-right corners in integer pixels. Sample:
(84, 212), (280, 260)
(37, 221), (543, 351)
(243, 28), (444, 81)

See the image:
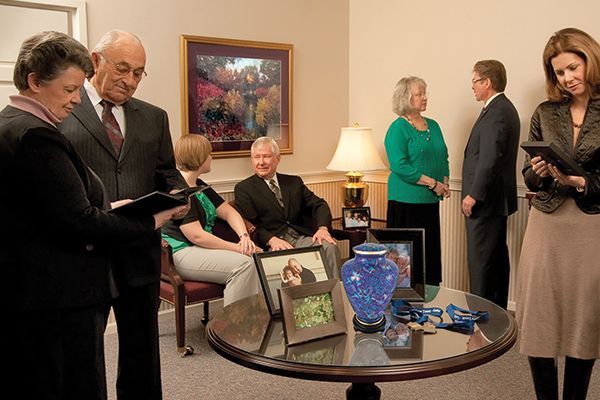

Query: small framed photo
(342, 206), (371, 229)
(253, 246), (329, 316)
(367, 228), (426, 301)
(381, 313), (423, 360)
(278, 279), (347, 345)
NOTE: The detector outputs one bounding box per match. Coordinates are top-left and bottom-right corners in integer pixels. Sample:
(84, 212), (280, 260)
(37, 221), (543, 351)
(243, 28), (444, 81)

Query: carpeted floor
(104, 302), (599, 400)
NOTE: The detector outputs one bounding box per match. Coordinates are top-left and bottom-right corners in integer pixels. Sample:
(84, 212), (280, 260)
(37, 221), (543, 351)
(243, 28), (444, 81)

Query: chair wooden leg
(174, 286), (194, 356)
(201, 300), (210, 326)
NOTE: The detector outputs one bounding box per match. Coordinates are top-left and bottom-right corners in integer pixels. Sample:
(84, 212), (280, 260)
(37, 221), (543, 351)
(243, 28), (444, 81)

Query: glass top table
(206, 286), (517, 400)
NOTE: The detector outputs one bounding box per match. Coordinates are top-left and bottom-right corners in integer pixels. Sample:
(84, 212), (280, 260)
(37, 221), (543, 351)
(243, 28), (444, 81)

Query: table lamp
(326, 124), (386, 207)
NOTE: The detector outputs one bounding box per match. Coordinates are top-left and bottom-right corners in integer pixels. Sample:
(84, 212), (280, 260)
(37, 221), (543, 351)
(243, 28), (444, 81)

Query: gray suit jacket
(462, 94), (520, 217)
(59, 89), (186, 286)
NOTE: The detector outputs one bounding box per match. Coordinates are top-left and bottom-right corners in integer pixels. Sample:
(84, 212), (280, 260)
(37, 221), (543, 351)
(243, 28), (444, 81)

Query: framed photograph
(253, 246), (328, 316)
(367, 228), (426, 301)
(381, 313), (423, 360)
(341, 206), (371, 229)
(278, 279), (347, 345)
(285, 333), (347, 365)
(180, 35), (293, 158)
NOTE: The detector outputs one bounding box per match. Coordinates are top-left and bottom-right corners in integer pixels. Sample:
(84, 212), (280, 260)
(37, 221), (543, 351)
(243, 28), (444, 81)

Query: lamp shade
(326, 126), (386, 172)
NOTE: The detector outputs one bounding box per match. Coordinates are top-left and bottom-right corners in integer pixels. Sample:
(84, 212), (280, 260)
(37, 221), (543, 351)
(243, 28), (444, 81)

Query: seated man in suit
(235, 137), (341, 279)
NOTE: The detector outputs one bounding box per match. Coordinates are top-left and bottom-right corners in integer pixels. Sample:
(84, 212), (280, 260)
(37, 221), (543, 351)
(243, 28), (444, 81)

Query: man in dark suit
(235, 137), (341, 279)
(60, 30), (186, 400)
(461, 60), (520, 309)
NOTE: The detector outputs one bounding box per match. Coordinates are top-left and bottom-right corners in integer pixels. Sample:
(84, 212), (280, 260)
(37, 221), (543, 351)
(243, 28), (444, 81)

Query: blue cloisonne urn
(341, 243), (399, 333)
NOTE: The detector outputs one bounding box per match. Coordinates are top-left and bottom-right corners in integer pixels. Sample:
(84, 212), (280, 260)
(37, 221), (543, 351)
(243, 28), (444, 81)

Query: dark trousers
(113, 281), (162, 400)
(386, 200), (442, 285)
(6, 303), (110, 400)
(465, 214), (510, 308)
(529, 356), (596, 400)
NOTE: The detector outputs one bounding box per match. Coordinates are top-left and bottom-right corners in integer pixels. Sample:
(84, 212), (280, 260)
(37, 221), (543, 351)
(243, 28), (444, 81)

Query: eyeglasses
(98, 53), (147, 81)
(471, 77), (487, 85)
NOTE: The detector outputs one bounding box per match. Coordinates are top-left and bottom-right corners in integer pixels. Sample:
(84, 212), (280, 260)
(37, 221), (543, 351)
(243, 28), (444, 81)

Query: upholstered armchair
(159, 212), (256, 356)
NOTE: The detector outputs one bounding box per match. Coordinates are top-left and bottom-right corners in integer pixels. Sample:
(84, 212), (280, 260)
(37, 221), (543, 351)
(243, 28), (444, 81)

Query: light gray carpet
(104, 303), (599, 400)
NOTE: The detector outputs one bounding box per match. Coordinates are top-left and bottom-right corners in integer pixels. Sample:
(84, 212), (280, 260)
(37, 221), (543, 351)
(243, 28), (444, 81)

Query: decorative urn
(341, 243), (398, 333)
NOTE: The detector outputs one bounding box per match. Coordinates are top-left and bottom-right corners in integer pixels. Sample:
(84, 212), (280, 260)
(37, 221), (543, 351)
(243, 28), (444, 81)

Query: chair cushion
(160, 280), (224, 305)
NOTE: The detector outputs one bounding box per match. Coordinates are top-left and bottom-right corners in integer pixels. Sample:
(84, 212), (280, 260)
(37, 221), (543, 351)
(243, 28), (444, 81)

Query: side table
(331, 218), (386, 258)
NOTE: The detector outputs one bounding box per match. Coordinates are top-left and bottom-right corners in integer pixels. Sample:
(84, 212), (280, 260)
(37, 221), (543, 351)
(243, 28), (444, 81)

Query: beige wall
(349, 0), (600, 186)
(66, 0), (349, 183)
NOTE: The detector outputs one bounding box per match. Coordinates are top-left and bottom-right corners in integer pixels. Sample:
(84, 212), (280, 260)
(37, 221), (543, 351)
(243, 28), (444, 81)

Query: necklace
(404, 115), (431, 140)
(573, 121), (583, 129)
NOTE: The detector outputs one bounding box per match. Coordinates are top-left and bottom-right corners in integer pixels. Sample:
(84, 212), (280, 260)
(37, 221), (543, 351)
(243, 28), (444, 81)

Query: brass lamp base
(342, 171), (369, 208)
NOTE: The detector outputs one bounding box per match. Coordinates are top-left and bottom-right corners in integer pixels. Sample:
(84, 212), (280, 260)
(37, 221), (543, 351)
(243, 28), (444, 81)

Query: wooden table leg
(346, 382), (381, 400)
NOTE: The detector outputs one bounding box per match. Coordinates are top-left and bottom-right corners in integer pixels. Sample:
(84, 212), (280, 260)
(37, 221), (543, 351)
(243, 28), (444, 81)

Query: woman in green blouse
(384, 76), (449, 285)
(161, 134), (260, 306)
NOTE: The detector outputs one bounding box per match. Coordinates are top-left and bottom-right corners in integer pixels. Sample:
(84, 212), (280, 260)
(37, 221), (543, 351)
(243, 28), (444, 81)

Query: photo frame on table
(341, 206), (371, 229)
(253, 246), (328, 317)
(367, 228), (426, 302)
(278, 279), (347, 346)
(180, 34), (293, 158)
(381, 313), (424, 360)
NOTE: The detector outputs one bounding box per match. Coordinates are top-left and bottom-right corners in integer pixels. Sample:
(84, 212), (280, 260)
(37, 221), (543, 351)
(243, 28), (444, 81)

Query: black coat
(59, 90), (186, 287)
(462, 94), (521, 217)
(234, 173), (333, 248)
(0, 106), (155, 311)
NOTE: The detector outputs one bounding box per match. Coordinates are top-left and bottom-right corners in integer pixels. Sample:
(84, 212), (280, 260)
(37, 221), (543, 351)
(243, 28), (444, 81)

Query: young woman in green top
(384, 76), (450, 285)
(161, 134), (260, 306)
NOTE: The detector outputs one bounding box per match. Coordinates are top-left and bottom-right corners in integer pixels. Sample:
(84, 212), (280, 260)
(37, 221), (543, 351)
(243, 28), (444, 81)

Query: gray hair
(251, 136), (280, 156)
(392, 76), (427, 116)
(13, 31), (93, 91)
(92, 30), (144, 53)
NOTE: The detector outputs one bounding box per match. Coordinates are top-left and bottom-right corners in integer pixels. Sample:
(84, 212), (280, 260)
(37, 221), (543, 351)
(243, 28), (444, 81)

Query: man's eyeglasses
(471, 77), (487, 85)
(98, 53), (147, 81)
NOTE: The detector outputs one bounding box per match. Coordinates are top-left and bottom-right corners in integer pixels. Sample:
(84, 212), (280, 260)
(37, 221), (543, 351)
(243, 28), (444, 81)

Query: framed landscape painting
(180, 34), (293, 158)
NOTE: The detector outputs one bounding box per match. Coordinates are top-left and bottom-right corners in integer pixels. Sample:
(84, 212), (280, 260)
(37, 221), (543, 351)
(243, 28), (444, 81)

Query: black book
(108, 185), (209, 216)
(520, 141), (586, 176)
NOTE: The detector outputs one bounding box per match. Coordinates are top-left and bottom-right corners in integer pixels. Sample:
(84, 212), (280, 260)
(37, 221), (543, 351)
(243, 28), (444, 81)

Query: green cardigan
(384, 116), (449, 204)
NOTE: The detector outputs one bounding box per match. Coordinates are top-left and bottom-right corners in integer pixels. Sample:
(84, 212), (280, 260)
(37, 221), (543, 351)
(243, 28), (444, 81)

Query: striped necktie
(100, 100), (124, 156)
(268, 179), (284, 207)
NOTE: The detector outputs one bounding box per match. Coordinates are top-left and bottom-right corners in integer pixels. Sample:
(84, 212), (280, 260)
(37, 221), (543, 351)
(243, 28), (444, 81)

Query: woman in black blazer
(0, 31), (183, 400)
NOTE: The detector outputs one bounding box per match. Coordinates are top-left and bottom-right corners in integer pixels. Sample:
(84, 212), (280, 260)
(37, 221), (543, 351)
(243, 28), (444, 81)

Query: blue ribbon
(390, 300), (489, 335)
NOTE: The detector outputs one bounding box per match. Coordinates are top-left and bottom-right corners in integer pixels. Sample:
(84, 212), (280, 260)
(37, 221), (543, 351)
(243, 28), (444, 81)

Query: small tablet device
(520, 141), (586, 176)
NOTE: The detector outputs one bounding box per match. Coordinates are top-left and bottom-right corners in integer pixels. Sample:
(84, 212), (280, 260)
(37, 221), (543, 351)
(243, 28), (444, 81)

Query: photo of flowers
(278, 279), (347, 345)
(180, 35), (293, 158)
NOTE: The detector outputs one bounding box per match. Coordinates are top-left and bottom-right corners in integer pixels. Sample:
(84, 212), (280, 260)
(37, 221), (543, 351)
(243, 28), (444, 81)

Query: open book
(108, 185), (209, 216)
(520, 141), (586, 176)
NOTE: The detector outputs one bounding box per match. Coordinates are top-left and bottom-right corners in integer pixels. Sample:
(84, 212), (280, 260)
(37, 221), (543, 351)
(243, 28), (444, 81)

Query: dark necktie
(268, 179), (284, 207)
(101, 100), (124, 156)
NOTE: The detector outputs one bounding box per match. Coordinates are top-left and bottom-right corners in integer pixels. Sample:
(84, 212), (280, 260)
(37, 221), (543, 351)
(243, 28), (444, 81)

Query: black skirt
(386, 200), (442, 285)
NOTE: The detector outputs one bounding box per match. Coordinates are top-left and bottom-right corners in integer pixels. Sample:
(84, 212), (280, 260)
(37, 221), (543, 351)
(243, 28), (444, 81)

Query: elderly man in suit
(60, 30), (186, 399)
(461, 59), (520, 309)
(235, 137), (341, 279)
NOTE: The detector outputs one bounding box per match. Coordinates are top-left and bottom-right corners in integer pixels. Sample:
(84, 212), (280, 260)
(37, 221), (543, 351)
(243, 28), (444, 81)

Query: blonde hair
(542, 27), (600, 101)
(174, 134), (212, 171)
(392, 76), (426, 116)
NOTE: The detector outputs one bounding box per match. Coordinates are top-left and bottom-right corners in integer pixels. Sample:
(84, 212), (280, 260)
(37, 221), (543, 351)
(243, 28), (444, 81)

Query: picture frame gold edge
(178, 34), (294, 158)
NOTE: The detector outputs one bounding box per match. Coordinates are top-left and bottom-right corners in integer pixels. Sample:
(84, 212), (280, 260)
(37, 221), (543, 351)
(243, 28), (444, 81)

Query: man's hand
(268, 236), (294, 251)
(462, 195), (476, 217)
(312, 227), (336, 245)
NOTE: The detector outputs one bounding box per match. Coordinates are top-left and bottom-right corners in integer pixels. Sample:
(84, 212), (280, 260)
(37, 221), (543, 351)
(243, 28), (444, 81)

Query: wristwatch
(428, 180), (438, 190)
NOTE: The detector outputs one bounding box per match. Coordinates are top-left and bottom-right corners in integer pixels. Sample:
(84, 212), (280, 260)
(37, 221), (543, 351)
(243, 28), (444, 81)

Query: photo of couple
(280, 257), (317, 287)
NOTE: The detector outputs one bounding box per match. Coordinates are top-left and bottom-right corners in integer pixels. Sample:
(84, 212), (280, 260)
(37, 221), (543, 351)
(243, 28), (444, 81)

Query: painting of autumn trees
(193, 55), (283, 143)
